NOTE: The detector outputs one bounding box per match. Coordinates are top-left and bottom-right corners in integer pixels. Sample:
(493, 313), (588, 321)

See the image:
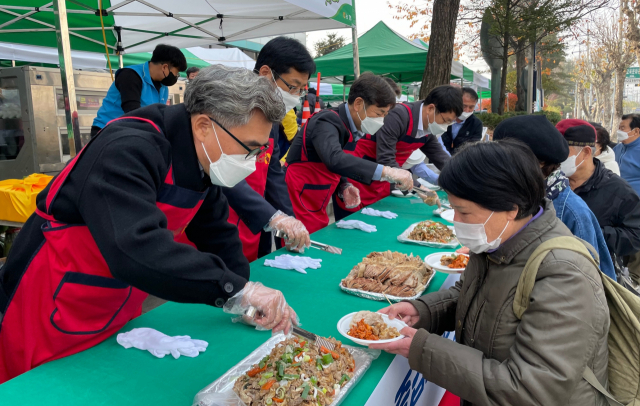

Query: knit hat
(493, 115), (569, 164)
(555, 119), (596, 147)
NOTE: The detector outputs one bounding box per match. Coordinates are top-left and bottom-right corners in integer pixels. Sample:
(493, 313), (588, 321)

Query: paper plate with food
(425, 252), (469, 273)
(338, 310), (407, 346)
(340, 251), (435, 302)
(391, 189), (419, 198)
(397, 220), (459, 248)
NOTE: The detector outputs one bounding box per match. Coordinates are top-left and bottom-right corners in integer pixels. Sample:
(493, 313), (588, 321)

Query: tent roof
(0, 41), (254, 70)
(314, 21), (431, 83)
(0, 0), (352, 54)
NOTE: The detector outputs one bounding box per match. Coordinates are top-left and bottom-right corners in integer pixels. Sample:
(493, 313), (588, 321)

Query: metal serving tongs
(292, 326), (336, 351)
(273, 230), (342, 255)
(243, 307), (336, 350)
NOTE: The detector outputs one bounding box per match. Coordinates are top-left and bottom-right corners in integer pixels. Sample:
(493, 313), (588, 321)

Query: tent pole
(342, 76), (346, 102)
(53, 0), (81, 158)
(351, 2), (360, 79)
(11, 60), (15, 67)
(119, 54), (123, 68)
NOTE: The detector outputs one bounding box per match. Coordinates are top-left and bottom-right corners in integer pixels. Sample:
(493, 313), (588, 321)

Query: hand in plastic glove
(338, 182), (361, 209)
(416, 186), (441, 207)
(117, 327), (208, 359)
(223, 282), (299, 335)
(381, 166), (413, 191)
(266, 211), (311, 251)
(456, 246), (470, 255)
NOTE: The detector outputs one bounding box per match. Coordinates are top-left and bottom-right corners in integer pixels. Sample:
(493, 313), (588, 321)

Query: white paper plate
(425, 252), (468, 274)
(440, 209), (454, 223)
(391, 189), (418, 198)
(337, 312), (408, 346)
(417, 178), (441, 191)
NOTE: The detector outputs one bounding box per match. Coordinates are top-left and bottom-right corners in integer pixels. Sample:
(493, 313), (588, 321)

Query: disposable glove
(338, 182), (361, 209)
(117, 327), (208, 359)
(223, 281), (299, 335)
(336, 219), (377, 233)
(265, 210), (311, 251)
(381, 166), (413, 191)
(415, 186), (441, 207)
(264, 254), (322, 274)
(410, 163), (439, 185)
(362, 207), (398, 219)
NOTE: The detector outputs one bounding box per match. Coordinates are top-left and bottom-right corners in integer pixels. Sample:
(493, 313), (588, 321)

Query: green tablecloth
(0, 195), (456, 405)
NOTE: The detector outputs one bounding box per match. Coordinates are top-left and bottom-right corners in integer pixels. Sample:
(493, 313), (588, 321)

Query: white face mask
(617, 130), (630, 142)
(356, 105), (385, 134)
(458, 111), (473, 121)
(453, 211), (510, 254)
(560, 152), (585, 177)
(272, 71), (301, 112)
(202, 123), (257, 188)
(428, 108), (449, 136)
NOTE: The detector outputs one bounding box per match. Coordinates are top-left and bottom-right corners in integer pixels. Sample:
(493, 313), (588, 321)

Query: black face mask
(161, 69), (178, 87)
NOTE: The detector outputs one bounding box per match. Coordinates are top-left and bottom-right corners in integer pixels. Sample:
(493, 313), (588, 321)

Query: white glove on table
(264, 254), (322, 274)
(362, 207), (398, 219)
(336, 219), (377, 233)
(117, 327), (208, 359)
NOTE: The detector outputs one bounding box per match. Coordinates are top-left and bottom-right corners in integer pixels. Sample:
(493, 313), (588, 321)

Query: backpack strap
(513, 236), (599, 319)
(513, 236), (623, 405)
(583, 367), (624, 406)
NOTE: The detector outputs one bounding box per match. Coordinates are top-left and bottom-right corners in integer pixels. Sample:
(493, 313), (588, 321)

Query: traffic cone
(314, 75), (322, 112)
(301, 88), (311, 126)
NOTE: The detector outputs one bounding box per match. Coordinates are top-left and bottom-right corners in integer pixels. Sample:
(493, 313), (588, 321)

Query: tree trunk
(579, 85), (591, 120)
(614, 67), (626, 132)
(419, 0), (461, 98)
(515, 42), (527, 111)
(497, 28), (510, 115)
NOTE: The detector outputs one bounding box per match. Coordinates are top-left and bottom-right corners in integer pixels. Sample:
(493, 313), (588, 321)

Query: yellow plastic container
(0, 173), (53, 223)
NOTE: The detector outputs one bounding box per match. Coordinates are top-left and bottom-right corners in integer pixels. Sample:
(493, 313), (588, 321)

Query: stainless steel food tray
(193, 333), (380, 406)
(338, 270), (435, 303)
(397, 222), (459, 249)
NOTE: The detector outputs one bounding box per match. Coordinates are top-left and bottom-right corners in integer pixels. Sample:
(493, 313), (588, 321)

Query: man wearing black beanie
(556, 119), (640, 286)
(493, 115), (615, 280)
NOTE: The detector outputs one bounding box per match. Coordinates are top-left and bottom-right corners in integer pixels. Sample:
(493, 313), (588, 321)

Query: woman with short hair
(372, 139), (610, 406)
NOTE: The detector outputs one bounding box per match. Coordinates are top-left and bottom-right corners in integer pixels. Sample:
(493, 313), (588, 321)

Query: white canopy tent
(0, 0), (354, 157)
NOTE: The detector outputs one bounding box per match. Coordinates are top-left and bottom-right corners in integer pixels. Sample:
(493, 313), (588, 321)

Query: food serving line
(0, 193), (461, 405)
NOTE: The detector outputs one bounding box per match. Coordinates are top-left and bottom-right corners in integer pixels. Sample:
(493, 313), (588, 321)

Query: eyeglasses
(273, 71), (307, 97)
(209, 117), (268, 159)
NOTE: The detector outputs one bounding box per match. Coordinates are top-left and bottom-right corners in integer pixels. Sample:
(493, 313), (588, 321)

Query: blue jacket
(553, 187), (616, 280)
(614, 137), (640, 197)
(93, 62), (168, 129)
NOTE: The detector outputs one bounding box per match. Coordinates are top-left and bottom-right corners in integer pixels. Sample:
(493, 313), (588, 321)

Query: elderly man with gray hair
(0, 65), (298, 382)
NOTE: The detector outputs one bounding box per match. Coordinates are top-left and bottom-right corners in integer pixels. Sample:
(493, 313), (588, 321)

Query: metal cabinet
(0, 66), (185, 180)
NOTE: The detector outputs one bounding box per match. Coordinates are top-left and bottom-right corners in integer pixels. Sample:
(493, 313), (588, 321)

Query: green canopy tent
(314, 21), (442, 84)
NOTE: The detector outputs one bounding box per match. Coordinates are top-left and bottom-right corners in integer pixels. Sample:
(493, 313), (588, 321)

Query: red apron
(0, 116), (207, 383)
(226, 138), (274, 262)
(285, 111), (353, 234)
(335, 103), (423, 213)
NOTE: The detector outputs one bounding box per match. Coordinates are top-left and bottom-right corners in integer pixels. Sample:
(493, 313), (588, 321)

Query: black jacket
(574, 158), (640, 260)
(221, 122), (294, 234)
(286, 103), (378, 185)
(375, 101), (451, 170)
(441, 114), (483, 155)
(0, 104), (249, 313)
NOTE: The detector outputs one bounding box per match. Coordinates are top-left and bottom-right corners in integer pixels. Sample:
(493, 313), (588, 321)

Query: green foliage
(314, 33), (346, 58)
(476, 111), (562, 129)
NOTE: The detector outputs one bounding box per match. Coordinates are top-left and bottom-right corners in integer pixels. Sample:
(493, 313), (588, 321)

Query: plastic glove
(264, 254), (322, 274)
(362, 207), (398, 219)
(223, 281), (299, 335)
(381, 166), (413, 191)
(265, 210), (311, 251)
(416, 186), (441, 207)
(338, 182), (361, 209)
(117, 327), (208, 359)
(336, 219), (377, 233)
(410, 162), (439, 185)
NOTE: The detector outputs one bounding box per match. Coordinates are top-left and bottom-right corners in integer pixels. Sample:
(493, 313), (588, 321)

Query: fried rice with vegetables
(408, 220), (454, 243)
(233, 337), (355, 406)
